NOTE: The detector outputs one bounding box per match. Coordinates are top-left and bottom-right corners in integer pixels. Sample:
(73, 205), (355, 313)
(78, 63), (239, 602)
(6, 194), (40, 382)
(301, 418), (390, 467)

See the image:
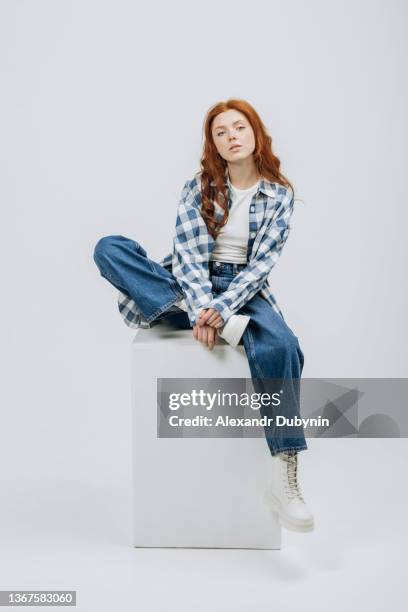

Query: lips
(230, 145), (241, 151)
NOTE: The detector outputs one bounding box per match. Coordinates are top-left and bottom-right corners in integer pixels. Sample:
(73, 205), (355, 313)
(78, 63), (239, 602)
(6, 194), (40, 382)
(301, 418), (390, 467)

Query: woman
(93, 98), (314, 533)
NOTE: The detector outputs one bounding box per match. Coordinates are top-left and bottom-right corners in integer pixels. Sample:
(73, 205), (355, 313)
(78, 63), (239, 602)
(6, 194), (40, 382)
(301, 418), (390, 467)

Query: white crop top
(210, 178), (260, 264)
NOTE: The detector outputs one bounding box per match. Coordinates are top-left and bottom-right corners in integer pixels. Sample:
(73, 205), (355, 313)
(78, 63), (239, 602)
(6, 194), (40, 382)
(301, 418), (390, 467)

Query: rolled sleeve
(172, 180), (215, 326)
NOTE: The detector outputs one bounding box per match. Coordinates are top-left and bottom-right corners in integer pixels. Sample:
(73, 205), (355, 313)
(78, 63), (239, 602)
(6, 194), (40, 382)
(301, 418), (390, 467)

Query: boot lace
(282, 452), (305, 502)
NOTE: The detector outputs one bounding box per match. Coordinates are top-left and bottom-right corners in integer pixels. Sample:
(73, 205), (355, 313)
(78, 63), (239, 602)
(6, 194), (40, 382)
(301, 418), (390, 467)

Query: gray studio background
(1, 1), (407, 610)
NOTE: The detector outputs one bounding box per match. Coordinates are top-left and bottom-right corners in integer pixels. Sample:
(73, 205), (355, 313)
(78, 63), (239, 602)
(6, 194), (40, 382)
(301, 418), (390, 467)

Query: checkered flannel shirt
(117, 171), (295, 328)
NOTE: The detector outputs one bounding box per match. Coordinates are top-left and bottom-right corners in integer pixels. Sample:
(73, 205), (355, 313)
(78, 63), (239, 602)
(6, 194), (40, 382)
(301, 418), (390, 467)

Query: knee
(269, 333), (302, 362)
(285, 335), (303, 367)
(285, 335), (304, 371)
(93, 235), (122, 268)
(296, 340), (304, 370)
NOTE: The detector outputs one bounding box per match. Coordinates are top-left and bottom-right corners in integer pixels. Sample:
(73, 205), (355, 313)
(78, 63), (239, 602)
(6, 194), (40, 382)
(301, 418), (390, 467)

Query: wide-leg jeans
(93, 234), (308, 456)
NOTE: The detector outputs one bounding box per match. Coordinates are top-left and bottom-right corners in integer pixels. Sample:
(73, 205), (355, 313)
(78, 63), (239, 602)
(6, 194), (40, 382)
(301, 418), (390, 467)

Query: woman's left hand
(197, 308), (224, 329)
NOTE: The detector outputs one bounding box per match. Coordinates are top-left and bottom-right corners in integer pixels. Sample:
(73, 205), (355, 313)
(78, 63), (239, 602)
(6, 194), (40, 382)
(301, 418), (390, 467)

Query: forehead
(212, 109), (247, 130)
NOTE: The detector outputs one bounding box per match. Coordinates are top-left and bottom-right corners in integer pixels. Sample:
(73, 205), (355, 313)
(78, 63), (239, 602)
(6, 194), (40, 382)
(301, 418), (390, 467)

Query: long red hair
(199, 98), (295, 239)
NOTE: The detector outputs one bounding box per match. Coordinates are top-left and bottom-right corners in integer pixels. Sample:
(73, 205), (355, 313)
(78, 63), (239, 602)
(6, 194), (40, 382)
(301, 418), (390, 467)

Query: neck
(227, 158), (260, 190)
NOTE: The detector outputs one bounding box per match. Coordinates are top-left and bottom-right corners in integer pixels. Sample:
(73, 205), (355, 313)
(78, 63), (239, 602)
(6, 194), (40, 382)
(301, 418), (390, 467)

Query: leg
(239, 294), (307, 457)
(210, 274), (313, 530)
(93, 234), (190, 327)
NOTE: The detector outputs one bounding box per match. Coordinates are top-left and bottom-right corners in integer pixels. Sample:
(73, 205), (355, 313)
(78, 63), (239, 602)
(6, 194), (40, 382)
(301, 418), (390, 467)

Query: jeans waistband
(209, 260), (247, 277)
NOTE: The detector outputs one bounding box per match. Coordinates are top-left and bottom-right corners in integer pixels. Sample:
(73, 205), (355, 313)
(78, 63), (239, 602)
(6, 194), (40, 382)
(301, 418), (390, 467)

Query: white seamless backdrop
(0, 1), (407, 604)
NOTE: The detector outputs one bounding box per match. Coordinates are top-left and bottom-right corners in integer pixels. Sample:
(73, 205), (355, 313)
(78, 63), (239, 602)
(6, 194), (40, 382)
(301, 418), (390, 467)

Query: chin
(227, 150), (247, 161)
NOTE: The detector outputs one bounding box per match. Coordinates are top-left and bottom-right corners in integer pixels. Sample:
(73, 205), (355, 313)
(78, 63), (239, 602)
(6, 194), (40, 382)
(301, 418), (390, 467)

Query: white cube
(131, 320), (281, 549)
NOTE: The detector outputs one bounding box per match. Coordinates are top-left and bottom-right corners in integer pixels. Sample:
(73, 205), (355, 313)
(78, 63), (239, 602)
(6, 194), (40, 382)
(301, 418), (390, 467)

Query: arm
(205, 188), (295, 323)
(172, 180), (215, 326)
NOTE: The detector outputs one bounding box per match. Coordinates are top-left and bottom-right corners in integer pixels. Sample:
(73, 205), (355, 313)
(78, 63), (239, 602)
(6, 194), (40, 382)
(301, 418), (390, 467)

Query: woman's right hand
(193, 323), (219, 351)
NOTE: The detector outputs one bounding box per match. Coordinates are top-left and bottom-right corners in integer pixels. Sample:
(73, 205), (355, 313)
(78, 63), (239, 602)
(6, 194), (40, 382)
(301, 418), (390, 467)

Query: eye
(216, 131), (225, 136)
(238, 126), (245, 130)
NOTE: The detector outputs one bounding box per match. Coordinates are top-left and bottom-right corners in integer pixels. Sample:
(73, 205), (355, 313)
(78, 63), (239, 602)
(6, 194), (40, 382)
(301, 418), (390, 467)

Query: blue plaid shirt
(117, 172), (295, 328)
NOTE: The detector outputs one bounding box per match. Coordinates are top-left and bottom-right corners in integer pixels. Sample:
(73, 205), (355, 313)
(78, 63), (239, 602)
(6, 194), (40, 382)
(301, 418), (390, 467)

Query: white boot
(218, 314), (250, 348)
(264, 451), (314, 532)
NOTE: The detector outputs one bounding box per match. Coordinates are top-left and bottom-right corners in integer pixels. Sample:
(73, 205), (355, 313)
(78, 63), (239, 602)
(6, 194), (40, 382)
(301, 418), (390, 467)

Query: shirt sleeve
(205, 187), (295, 323)
(172, 180), (215, 326)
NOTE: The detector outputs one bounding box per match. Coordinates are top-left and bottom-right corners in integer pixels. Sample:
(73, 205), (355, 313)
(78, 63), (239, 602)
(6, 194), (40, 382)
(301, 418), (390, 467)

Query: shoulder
(274, 184), (294, 209)
(261, 180), (294, 217)
(274, 182), (293, 199)
(181, 172), (200, 191)
(179, 173), (203, 209)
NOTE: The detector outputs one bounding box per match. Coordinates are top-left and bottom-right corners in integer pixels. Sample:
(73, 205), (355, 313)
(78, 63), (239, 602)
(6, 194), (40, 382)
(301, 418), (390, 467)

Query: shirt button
(215, 261), (220, 266)
(250, 206), (255, 212)
(250, 232), (256, 238)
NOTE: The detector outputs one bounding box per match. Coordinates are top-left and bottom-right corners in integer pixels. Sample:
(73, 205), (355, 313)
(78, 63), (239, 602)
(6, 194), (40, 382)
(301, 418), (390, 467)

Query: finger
(201, 310), (219, 325)
(208, 328), (216, 350)
(206, 312), (220, 325)
(196, 312), (208, 326)
(206, 315), (223, 328)
(212, 317), (224, 328)
(198, 310), (211, 325)
(201, 326), (208, 346)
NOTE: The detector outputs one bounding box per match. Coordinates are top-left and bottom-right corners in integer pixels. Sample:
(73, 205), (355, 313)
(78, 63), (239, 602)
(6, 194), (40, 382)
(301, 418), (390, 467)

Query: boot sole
(263, 489), (314, 533)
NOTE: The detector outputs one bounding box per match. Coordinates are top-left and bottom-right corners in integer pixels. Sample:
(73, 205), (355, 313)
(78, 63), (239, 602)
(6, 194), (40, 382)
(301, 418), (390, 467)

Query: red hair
(199, 98), (295, 239)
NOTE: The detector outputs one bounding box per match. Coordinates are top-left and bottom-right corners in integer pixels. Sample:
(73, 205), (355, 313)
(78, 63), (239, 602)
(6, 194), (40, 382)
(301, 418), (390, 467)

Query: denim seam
(98, 265), (126, 292)
(144, 257), (184, 300)
(144, 292), (184, 323)
(246, 326), (265, 380)
(147, 258), (164, 277)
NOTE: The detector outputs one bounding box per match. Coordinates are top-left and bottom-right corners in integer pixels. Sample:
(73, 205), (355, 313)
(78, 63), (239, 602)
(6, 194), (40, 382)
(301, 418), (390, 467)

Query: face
(211, 109), (256, 164)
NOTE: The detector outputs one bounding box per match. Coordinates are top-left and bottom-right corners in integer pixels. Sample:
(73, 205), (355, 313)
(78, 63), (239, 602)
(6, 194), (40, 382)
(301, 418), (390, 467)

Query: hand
(193, 323), (219, 351)
(196, 308), (224, 329)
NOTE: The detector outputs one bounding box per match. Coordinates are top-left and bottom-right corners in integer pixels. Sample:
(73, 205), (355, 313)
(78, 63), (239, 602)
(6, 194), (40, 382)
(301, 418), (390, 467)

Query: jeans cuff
(268, 444), (308, 457)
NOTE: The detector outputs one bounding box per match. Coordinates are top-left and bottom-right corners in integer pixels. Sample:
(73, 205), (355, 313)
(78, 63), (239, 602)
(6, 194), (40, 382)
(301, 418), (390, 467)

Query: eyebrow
(213, 120), (246, 131)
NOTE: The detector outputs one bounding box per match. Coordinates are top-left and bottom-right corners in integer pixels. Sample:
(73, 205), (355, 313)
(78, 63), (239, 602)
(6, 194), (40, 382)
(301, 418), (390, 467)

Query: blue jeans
(93, 234), (307, 456)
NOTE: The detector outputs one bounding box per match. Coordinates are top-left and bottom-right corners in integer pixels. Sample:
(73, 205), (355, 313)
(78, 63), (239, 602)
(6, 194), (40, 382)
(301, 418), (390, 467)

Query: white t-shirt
(210, 178), (260, 264)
